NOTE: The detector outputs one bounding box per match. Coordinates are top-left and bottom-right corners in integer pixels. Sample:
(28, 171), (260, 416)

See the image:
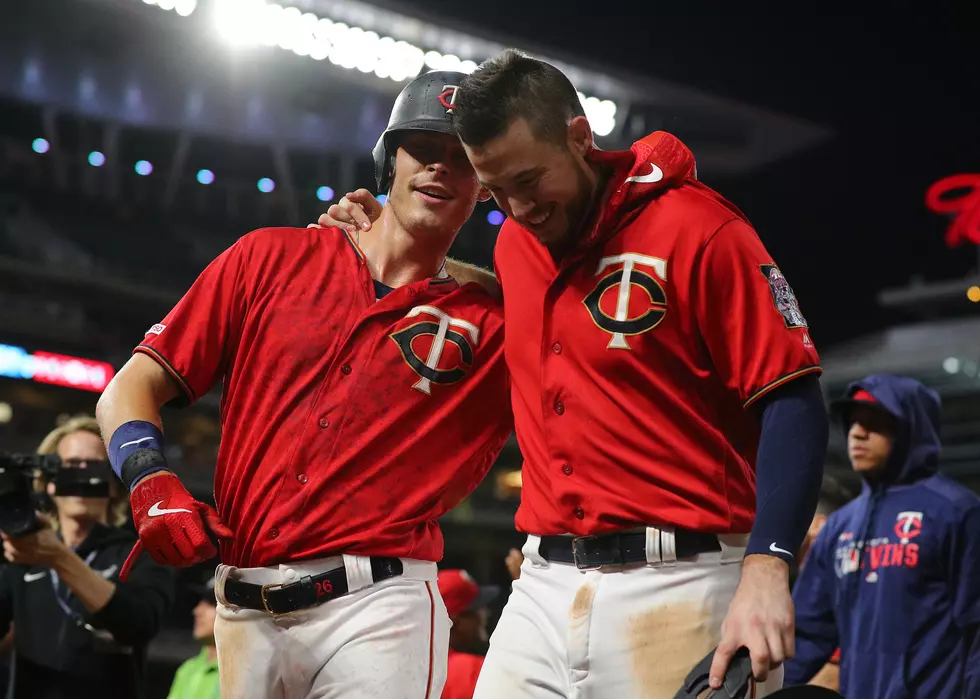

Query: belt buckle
(259, 582), (289, 618)
(571, 535), (602, 570)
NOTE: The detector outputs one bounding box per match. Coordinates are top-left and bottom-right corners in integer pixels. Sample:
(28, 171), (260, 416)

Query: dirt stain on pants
(628, 602), (715, 699)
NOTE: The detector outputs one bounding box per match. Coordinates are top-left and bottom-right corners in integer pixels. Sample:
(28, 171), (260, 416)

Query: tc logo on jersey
(894, 511), (923, 542)
(390, 305), (480, 395)
(583, 253), (667, 350)
(760, 264), (808, 329)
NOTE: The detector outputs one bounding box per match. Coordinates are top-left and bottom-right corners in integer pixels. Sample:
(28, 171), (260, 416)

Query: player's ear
(567, 116), (593, 157)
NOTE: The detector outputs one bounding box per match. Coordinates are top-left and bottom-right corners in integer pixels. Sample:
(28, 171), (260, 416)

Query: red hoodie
(494, 131), (821, 536)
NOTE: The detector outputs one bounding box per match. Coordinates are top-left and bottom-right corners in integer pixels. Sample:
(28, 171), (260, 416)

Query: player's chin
(850, 457), (882, 474)
(535, 219), (570, 247)
(411, 208), (464, 237)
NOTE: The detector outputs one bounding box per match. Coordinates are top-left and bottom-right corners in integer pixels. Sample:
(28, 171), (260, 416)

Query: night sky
(392, 2), (979, 347)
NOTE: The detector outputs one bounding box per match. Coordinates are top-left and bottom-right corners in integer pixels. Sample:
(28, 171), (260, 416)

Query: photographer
(0, 416), (176, 699)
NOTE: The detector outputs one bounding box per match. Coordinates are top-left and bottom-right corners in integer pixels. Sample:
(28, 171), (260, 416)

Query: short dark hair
(453, 49), (586, 147)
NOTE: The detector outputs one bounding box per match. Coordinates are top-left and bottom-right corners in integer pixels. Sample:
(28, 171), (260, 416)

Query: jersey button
(341, 363), (352, 375)
(573, 507), (584, 520)
(297, 473), (308, 484)
(552, 341), (562, 355)
(554, 401), (565, 415)
(269, 527), (279, 539)
(318, 417), (330, 428)
(562, 464), (572, 475)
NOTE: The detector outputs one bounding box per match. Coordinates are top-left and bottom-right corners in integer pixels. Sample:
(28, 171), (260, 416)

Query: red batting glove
(120, 472), (233, 581)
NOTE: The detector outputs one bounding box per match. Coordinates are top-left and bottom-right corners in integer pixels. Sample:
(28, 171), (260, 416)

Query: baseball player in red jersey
(94, 70), (513, 699)
(320, 50), (831, 698)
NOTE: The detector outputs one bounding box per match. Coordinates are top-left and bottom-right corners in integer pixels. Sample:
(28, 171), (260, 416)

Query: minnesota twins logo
(390, 305), (479, 395)
(438, 85), (459, 113)
(894, 511), (923, 543)
(583, 253), (668, 350)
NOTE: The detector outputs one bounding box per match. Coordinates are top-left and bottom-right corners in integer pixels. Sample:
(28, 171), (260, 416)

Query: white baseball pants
(212, 555), (449, 699)
(473, 531), (784, 699)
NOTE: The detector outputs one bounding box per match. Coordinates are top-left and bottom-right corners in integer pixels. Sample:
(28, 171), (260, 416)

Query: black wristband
(120, 448), (171, 490)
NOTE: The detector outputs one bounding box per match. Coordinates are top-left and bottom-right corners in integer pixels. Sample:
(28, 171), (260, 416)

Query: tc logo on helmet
(438, 85), (459, 113)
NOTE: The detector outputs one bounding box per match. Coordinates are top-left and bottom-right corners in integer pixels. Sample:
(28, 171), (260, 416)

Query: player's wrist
(740, 552), (790, 581)
(744, 535), (798, 565)
(109, 420), (172, 490)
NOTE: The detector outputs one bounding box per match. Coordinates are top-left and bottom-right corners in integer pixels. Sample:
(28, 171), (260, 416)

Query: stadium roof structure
(0, 0), (831, 178)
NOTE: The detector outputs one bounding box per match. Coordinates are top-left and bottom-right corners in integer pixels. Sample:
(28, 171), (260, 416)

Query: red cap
(437, 570), (499, 619)
(851, 389), (877, 403)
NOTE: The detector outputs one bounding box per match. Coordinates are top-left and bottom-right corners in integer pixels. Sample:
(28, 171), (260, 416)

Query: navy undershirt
(746, 373), (829, 563)
(374, 279), (395, 300)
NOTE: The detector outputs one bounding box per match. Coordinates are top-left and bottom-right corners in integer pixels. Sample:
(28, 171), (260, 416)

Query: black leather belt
(539, 530), (721, 569)
(222, 557), (403, 616)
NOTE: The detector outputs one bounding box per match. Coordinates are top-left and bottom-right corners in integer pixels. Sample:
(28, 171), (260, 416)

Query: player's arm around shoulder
(446, 259), (501, 301)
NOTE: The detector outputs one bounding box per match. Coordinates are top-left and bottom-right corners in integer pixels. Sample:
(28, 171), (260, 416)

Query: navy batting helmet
(372, 70), (466, 194)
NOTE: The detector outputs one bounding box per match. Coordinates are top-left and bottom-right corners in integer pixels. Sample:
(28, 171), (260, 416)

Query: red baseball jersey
(442, 649), (485, 699)
(136, 226), (512, 567)
(495, 131), (821, 537)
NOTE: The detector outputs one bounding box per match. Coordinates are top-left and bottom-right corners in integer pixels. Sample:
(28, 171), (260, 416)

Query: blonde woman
(0, 415), (175, 699)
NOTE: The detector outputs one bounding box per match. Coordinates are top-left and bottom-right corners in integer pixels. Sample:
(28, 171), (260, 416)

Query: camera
(0, 453), (113, 537)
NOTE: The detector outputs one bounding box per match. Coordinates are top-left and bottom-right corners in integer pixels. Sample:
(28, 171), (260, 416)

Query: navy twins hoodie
(785, 373), (980, 697)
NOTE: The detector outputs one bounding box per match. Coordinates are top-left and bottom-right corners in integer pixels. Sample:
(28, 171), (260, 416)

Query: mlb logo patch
(760, 264), (808, 329)
(146, 323), (166, 336)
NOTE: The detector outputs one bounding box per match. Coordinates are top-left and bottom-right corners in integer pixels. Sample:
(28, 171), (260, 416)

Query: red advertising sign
(0, 344), (115, 393)
(30, 351), (115, 392)
(925, 174), (980, 247)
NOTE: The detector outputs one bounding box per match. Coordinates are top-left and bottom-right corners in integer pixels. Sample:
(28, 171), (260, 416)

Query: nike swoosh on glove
(120, 471), (233, 581)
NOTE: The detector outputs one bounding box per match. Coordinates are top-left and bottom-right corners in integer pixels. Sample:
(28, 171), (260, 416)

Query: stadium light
(316, 186), (335, 202)
(32, 138), (50, 154)
(577, 92), (617, 137)
(197, 168), (215, 184)
(143, 0), (197, 15)
(257, 177), (275, 193)
(203, 0), (616, 133)
(134, 160), (153, 176)
(88, 151), (106, 167)
(968, 285), (980, 303)
(175, 0), (197, 16)
(487, 210), (505, 226)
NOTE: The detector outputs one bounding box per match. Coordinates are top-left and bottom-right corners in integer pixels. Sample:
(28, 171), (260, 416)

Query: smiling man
(96, 70), (513, 699)
(448, 48), (829, 699)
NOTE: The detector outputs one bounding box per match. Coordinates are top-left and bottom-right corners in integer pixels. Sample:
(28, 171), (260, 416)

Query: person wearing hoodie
(0, 415), (176, 699)
(318, 49), (830, 699)
(785, 374), (980, 697)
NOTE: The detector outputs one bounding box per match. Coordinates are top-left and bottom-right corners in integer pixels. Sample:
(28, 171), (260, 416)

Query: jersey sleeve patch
(760, 264), (808, 329)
